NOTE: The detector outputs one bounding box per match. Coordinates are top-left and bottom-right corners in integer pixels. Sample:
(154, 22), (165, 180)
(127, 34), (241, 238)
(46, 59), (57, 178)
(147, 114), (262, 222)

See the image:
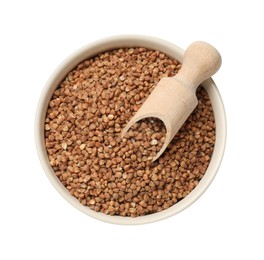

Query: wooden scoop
(121, 41), (222, 162)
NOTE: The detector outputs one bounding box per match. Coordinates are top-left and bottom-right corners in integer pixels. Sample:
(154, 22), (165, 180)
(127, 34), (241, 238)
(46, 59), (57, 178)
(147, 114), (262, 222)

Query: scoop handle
(175, 41), (222, 91)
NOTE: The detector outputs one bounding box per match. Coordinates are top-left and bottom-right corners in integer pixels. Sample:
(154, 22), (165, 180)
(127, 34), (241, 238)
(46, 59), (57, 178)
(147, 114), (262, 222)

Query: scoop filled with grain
(122, 41), (221, 162)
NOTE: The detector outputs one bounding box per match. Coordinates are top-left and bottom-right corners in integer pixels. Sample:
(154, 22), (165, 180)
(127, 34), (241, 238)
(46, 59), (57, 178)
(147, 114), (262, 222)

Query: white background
(0, 0), (263, 259)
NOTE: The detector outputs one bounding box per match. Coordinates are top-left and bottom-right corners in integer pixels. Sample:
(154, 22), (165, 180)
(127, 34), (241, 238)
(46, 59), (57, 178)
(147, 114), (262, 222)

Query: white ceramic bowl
(35, 35), (226, 225)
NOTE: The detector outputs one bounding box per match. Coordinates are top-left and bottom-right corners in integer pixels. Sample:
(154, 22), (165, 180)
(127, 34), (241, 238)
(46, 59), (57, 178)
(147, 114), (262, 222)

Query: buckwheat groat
(45, 48), (215, 217)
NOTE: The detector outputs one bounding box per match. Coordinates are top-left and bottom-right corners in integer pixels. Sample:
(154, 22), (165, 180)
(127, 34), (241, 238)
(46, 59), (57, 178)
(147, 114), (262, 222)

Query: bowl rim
(35, 35), (227, 225)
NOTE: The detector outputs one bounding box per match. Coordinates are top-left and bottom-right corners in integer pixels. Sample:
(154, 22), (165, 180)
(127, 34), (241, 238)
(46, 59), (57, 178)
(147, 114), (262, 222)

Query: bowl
(35, 35), (226, 225)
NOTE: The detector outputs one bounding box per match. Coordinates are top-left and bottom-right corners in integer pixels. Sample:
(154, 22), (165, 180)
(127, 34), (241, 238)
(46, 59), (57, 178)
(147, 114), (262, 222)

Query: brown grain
(45, 47), (215, 217)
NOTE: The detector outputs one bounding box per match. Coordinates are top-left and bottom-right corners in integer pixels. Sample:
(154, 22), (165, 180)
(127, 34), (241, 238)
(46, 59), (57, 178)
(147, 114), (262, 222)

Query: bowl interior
(35, 35), (226, 225)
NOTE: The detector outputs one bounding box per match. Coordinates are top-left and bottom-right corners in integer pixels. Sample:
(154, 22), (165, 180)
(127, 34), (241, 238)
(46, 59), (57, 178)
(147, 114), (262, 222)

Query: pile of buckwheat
(45, 47), (215, 217)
